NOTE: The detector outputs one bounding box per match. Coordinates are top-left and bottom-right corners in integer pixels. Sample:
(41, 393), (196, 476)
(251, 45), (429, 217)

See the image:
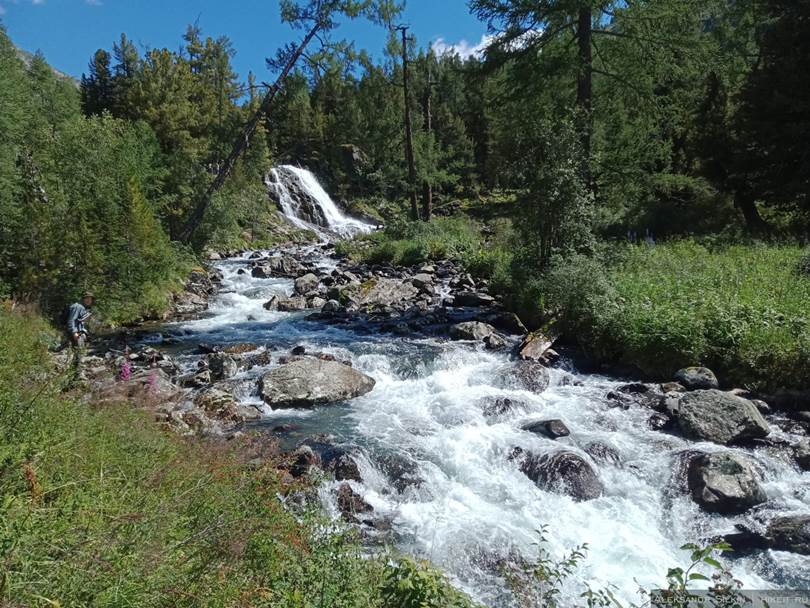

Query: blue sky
(0, 0), (488, 81)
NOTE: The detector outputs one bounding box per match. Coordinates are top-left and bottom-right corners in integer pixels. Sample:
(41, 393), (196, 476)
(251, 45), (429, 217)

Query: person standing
(66, 292), (94, 380)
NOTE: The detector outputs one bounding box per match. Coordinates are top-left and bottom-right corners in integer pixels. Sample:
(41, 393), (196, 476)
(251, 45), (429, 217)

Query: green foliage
(552, 241), (810, 390)
(381, 557), (477, 608)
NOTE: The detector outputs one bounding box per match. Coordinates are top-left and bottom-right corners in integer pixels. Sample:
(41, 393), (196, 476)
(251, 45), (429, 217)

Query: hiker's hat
(82, 291), (95, 299)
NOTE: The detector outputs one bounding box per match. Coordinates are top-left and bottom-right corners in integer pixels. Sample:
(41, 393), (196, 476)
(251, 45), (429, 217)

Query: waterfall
(265, 165), (375, 237)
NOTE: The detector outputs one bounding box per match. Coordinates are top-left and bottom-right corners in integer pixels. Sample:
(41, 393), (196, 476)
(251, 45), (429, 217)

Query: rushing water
(153, 250), (810, 606)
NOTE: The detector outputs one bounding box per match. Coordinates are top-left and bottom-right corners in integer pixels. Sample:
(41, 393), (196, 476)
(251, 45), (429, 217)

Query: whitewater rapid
(160, 252), (810, 606)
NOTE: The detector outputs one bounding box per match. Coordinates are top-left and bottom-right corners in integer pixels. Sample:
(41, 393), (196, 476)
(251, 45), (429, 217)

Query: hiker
(66, 292), (94, 379)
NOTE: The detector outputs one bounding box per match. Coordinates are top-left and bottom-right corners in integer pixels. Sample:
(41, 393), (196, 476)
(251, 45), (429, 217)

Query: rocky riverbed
(70, 241), (810, 606)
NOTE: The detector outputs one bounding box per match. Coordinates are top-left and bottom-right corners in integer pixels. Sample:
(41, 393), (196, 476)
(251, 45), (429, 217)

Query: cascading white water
(265, 165), (375, 237)
(163, 249), (810, 607)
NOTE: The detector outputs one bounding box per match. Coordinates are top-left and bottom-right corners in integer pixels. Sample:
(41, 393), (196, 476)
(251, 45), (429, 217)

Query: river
(145, 168), (809, 606)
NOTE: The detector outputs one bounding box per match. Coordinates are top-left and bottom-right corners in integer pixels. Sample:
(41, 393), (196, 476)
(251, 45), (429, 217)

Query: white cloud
(431, 33), (493, 60)
(31, 0), (45, 5)
(85, 0), (102, 5)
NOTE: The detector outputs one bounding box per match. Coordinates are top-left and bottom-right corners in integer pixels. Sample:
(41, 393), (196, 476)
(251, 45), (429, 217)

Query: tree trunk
(576, 6), (593, 189)
(399, 26), (419, 221)
(421, 71), (433, 222)
(178, 23), (321, 243)
(735, 191), (770, 234)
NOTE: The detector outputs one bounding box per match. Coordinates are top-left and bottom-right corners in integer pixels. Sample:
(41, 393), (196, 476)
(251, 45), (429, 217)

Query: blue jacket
(66, 302), (91, 334)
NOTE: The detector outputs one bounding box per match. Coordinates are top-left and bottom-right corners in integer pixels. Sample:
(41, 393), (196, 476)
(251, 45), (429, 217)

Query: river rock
(478, 396), (528, 417)
(194, 387), (260, 423)
(454, 291), (496, 307)
(276, 295), (307, 311)
(495, 361), (550, 393)
(322, 299), (342, 313)
(208, 352), (238, 381)
(294, 273), (320, 295)
(341, 277), (418, 309)
(687, 451), (766, 514)
(223, 342), (259, 354)
(766, 515), (810, 555)
(674, 367), (719, 390)
(673, 389), (770, 444)
(299, 436), (363, 482)
(289, 445), (321, 477)
(518, 329), (559, 362)
(309, 296), (327, 309)
(484, 333), (507, 350)
(411, 273), (433, 290)
(267, 255), (305, 278)
(583, 442), (621, 466)
(518, 450), (604, 501)
(793, 439), (810, 471)
(522, 419), (570, 439)
(450, 321), (496, 341)
(334, 482), (373, 523)
(259, 358), (375, 408)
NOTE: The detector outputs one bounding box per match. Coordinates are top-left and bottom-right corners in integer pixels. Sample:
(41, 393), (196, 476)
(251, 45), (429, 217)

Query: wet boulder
(583, 442), (621, 466)
(484, 333), (507, 350)
(208, 352), (239, 381)
(288, 445), (321, 477)
(294, 273), (320, 295)
(334, 482), (373, 523)
(673, 390), (770, 445)
(259, 358), (375, 408)
(522, 419), (570, 439)
(495, 361), (550, 393)
(300, 436), (363, 482)
(449, 321), (496, 341)
(518, 329), (560, 362)
(766, 515), (810, 555)
(793, 439), (810, 471)
(687, 451), (766, 514)
(518, 450), (604, 501)
(674, 367), (719, 390)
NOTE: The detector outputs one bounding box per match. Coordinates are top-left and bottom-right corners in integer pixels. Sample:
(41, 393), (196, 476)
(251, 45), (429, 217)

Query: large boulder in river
(674, 367), (719, 390)
(522, 419), (570, 439)
(341, 277), (418, 309)
(259, 358), (375, 408)
(453, 291), (496, 307)
(673, 389), (769, 445)
(495, 361), (550, 393)
(450, 321), (496, 341)
(518, 450), (603, 501)
(766, 515), (810, 555)
(687, 451), (766, 514)
(294, 273), (320, 295)
(518, 328), (560, 362)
